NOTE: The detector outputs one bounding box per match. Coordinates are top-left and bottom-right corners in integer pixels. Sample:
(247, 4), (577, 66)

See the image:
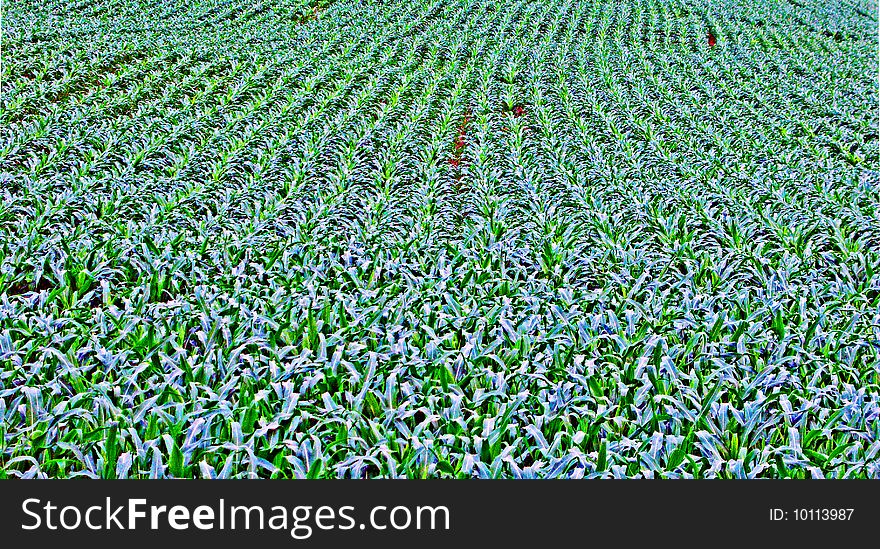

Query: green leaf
(169, 439), (185, 478)
(307, 459), (324, 479)
(597, 440), (607, 471)
(102, 423), (120, 479)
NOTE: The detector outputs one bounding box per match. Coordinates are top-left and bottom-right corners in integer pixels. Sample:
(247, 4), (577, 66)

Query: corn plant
(1, 0), (878, 479)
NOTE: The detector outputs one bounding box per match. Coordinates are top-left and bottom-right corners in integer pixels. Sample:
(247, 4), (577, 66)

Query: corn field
(1, 0), (879, 478)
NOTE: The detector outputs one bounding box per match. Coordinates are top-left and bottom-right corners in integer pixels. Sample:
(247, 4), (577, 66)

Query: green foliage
(0, 0), (878, 479)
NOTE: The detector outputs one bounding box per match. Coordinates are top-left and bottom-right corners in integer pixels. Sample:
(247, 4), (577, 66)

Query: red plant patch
(513, 105), (526, 118)
(708, 32), (717, 47)
(447, 109), (472, 168)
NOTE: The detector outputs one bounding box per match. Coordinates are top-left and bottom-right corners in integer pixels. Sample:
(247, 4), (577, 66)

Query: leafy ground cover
(1, 0), (878, 478)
